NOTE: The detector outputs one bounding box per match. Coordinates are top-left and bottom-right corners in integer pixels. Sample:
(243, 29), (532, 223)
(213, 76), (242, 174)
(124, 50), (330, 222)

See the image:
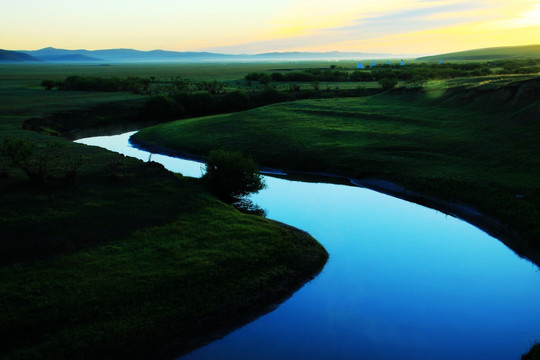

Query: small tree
(203, 150), (265, 205)
(379, 77), (398, 90)
(1, 137), (64, 185)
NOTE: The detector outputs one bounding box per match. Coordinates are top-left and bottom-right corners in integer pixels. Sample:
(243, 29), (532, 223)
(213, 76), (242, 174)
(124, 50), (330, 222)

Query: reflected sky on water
(77, 132), (540, 360)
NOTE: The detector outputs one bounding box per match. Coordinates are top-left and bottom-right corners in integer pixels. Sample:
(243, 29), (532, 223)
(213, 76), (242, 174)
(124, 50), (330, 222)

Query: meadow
(1, 59), (540, 358)
(133, 73), (540, 264)
(0, 62), (329, 359)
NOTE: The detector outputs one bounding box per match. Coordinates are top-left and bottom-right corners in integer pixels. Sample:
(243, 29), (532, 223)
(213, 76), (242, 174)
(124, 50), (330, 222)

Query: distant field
(0, 61), (360, 82)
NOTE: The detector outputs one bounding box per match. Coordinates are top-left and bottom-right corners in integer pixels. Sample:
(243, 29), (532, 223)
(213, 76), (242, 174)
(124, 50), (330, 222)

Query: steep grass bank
(132, 76), (540, 264)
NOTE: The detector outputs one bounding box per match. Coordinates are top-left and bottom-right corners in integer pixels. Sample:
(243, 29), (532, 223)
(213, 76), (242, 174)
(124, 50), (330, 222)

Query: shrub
(203, 150), (265, 204)
(142, 95), (184, 121)
(245, 72), (272, 85)
(271, 72), (285, 82)
(0, 137), (60, 184)
(379, 77), (398, 90)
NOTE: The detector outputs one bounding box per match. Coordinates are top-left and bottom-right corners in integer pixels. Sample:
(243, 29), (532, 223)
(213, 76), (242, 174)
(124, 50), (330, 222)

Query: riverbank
(0, 138), (328, 360)
(131, 76), (540, 267)
(0, 77), (328, 358)
(129, 134), (538, 266)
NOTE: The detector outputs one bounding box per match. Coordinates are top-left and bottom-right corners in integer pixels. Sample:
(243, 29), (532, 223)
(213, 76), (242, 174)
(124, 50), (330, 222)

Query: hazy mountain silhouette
(37, 54), (103, 62)
(19, 47), (392, 62)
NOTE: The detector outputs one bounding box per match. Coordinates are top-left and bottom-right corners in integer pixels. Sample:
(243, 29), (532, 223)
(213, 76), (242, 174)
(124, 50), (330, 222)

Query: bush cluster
(246, 62), (509, 85)
(140, 86), (378, 123)
(42, 76), (151, 93)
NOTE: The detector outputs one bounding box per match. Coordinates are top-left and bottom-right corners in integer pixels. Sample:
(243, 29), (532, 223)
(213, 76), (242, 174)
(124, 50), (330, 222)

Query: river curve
(76, 131), (540, 360)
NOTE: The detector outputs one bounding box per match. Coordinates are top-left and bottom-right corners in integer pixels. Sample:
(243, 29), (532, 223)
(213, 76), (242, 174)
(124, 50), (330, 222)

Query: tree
(202, 150), (265, 205)
(378, 77), (398, 90)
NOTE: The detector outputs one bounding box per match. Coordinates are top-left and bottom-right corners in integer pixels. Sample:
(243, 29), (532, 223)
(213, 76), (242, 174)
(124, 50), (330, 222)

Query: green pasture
(0, 63), (327, 359)
(2, 61), (540, 359)
(133, 75), (540, 258)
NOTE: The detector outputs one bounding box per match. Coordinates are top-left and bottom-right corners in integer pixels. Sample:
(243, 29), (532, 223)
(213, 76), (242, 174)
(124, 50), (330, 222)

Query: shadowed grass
(0, 64), (328, 359)
(1, 192), (327, 359)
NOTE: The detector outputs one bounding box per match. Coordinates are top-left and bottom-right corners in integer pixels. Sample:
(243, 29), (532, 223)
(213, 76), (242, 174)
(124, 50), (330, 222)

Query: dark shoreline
(129, 134), (539, 269)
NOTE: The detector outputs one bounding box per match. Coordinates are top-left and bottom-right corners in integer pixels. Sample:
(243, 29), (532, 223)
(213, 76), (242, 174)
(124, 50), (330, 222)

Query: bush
(142, 95), (184, 121)
(271, 72), (286, 82)
(203, 150), (265, 204)
(46, 75), (151, 93)
(379, 77), (398, 90)
(245, 72), (271, 85)
(0, 137), (60, 184)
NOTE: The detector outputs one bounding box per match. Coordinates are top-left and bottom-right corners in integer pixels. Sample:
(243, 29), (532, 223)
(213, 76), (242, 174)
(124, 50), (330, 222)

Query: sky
(1, 0), (539, 55)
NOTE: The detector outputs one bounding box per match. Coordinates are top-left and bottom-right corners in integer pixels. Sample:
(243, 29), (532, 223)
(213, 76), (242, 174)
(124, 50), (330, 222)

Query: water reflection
(76, 132), (540, 360)
(77, 132), (205, 178)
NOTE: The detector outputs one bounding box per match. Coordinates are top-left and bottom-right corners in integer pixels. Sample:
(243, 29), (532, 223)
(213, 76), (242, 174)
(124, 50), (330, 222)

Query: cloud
(327, 1), (490, 39)
(206, 0), (492, 53)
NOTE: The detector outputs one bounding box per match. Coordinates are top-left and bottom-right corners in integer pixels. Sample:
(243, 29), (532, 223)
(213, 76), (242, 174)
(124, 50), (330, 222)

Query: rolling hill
(418, 44), (540, 61)
(0, 49), (39, 62)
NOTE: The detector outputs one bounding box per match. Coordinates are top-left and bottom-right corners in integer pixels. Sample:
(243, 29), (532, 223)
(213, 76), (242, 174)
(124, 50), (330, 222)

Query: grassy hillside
(0, 50), (39, 62)
(0, 65), (327, 359)
(132, 75), (540, 263)
(418, 44), (540, 61)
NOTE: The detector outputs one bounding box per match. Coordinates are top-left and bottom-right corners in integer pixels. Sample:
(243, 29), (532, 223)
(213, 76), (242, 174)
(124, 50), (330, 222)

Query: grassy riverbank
(2, 62), (539, 358)
(132, 75), (540, 263)
(0, 66), (328, 359)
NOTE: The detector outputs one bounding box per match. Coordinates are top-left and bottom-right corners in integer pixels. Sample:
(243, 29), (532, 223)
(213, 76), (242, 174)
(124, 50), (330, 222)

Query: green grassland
(419, 44), (540, 61)
(132, 74), (540, 264)
(0, 64), (328, 359)
(2, 60), (540, 359)
(0, 61), (361, 83)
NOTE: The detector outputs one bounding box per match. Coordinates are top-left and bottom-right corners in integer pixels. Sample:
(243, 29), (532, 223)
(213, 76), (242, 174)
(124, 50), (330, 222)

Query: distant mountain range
(418, 44), (540, 61)
(1, 47), (393, 63)
(2, 45), (539, 63)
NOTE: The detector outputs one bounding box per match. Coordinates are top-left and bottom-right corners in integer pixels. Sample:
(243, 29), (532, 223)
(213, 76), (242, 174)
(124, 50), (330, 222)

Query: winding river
(77, 132), (540, 360)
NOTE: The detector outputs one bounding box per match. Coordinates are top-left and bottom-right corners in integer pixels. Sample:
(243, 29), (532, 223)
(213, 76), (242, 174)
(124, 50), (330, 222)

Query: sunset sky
(2, 0), (539, 55)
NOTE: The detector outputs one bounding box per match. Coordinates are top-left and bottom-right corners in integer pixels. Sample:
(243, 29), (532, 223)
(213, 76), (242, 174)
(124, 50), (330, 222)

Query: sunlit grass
(133, 75), (540, 251)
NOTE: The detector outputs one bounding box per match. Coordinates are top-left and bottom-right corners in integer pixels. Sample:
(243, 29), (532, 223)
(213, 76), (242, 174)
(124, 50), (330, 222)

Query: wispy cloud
(314, 1), (491, 42)
(207, 0), (492, 53)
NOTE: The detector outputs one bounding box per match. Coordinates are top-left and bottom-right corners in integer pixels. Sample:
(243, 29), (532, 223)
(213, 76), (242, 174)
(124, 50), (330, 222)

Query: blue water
(77, 132), (540, 360)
